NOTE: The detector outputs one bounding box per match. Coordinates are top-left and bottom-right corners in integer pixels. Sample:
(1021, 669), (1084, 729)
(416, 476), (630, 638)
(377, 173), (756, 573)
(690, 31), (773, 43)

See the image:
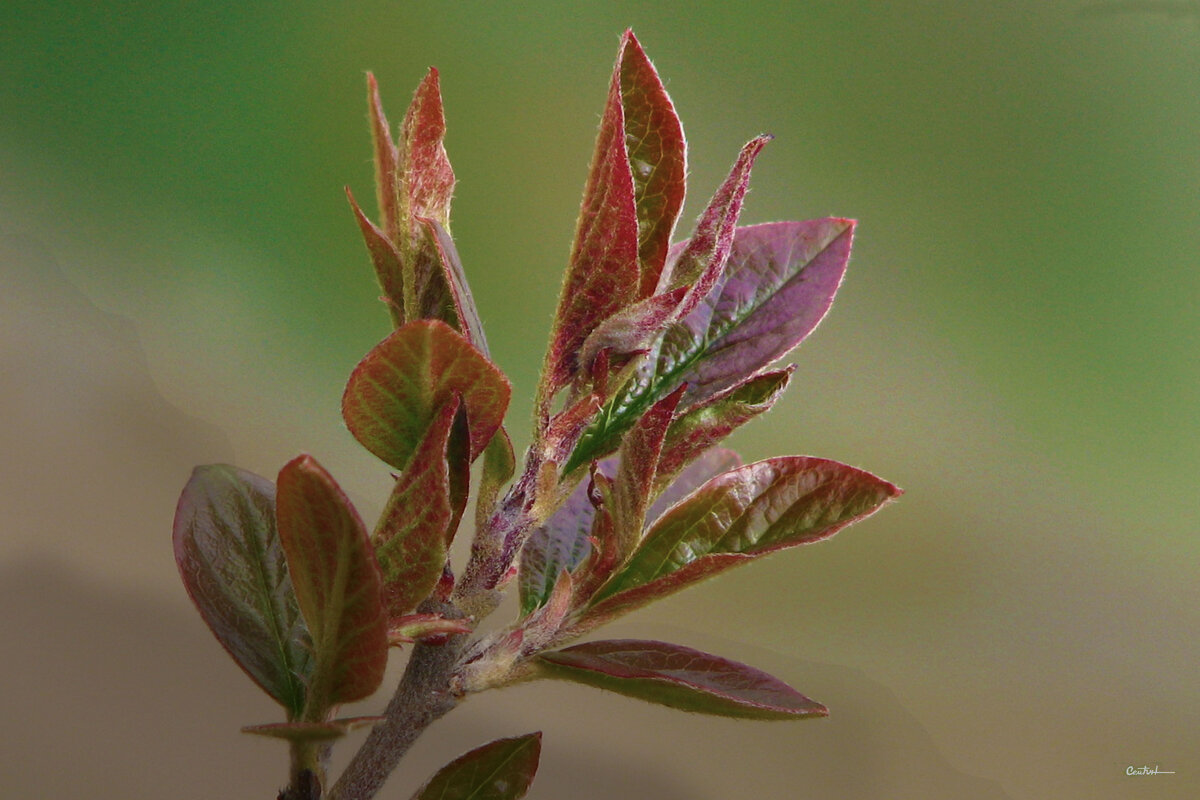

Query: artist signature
(1126, 765), (1175, 776)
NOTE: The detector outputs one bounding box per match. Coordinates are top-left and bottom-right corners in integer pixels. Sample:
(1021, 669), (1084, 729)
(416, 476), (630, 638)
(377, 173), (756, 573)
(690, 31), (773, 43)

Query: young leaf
(367, 72), (400, 240)
(618, 29), (687, 295)
(242, 716), (384, 743)
(276, 455), (388, 714)
(518, 459), (615, 615)
(347, 186), (406, 327)
(538, 639), (827, 720)
(569, 219), (853, 467)
(173, 465), (312, 719)
(670, 219), (854, 405)
(342, 319), (510, 470)
(420, 216), (490, 355)
(400, 67), (455, 231)
(661, 135), (772, 319)
(584, 456), (900, 626)
(374, 398), (462, 619)
(646, 446), (742, 525)
(653, 367), (792, 493)
(387, 613), (473, 646)
(410, 732), (542, 800)
(540, 35), (640, 399)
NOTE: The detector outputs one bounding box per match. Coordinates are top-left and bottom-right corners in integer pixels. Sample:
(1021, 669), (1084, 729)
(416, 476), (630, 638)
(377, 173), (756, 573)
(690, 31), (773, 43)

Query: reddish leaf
(540, 38), (640, 399)
(619, 29), (687, 296)
(608, 385), (684, 561)
(367, 72), (400, 240)
(347, 186), (406, 327)
(654, 368), (792, 492)
(373, 398), (460, 620)
(646, 447), (742, 525)
(577, 286), (687, 374)
(662, 136), (772, 320)
(538, 640), (826, 719)
(410, 733), (542, 800)
(400, 68), (455, 231)
(585, 457), (901, 624)
(276, 455), (388, 713)
(420, 216), (490, 354)
(342, 319), (510, 469)
(173, 465), (312, 719)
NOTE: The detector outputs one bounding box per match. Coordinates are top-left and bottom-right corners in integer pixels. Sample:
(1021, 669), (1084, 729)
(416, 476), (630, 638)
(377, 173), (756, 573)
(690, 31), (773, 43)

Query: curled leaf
(539, 639), (827, 719)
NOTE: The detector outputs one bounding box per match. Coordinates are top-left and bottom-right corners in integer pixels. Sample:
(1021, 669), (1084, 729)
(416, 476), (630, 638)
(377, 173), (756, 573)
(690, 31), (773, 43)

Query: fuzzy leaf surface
(618, 29), (687, 295)
(571, 219), (853, 466)
(410, 732), (542, 800)
(538, 639), (827, 719)
(276, 455), (388, 712)
(173, 465), (312, 718)
(541, 38), (640, 396)
(374, 398), (461, 619)
(343, 320), (510, 469)
(646, 447), (742, 525)
(586, 456), (900, 622)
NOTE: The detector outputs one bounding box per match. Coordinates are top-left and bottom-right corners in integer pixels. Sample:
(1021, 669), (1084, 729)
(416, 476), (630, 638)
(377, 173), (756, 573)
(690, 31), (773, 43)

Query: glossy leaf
(654, 368), (792, 493)
(540, 34), (640, 398)
(374, 398), (460, 619)
(570, 219), (852, 466)
(646, 447), (742, 525)
(670, 219), (854, 405)
(173, 465), (312, 719)
(619, 29), (687, 295)
(539, 639), (827, 719)
(276, 455), (388, 713)
(343, 319), (510, 469)
(585, 456), (901, 624)
(410, 732), (542, 800)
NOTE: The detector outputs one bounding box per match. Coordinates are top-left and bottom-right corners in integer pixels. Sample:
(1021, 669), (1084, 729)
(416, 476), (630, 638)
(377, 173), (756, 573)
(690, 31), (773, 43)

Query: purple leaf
(173, 465), (312, 719)
(410, 733), (542, 800)
(342, 320), (510, 469)
(518, 458), (616, 615)
(538, 640), (827, 720)
(670, 219), (854, 405)
(583, 456), (900, 626)
(276, 455), (388, 713)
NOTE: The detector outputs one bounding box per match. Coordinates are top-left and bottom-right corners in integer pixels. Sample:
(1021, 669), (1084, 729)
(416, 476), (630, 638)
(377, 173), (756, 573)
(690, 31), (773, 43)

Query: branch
(326, 604), (468, 800)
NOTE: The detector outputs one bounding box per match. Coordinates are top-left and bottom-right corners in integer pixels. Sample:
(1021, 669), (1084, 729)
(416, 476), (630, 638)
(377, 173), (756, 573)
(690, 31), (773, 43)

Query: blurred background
(1, 2), (1196, 798)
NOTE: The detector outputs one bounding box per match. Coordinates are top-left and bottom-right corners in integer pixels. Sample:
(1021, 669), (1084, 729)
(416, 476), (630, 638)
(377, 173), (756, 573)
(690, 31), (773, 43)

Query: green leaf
(242, 715), (383, 742)
(571, 219), (853, 467)
(173, 464), (312, 719)
(653, 368), (792, 493)
(538, 640), (827, 719)
(410, 733), (542, 800)
(646, 447), (742, 525)
(374, 398), (460, 619)
(342, 319), (510, 470)
(584, 456), (900, 626)
(276, 455), (388, 715)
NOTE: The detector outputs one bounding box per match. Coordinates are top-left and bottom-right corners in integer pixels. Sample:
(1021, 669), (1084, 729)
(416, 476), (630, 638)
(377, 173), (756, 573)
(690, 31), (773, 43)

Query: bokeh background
(2, 2), (1196, 798)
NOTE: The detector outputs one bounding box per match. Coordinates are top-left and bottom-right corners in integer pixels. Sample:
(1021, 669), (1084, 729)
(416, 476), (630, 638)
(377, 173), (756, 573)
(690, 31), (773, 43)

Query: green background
(1, 2), (1195, 798)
